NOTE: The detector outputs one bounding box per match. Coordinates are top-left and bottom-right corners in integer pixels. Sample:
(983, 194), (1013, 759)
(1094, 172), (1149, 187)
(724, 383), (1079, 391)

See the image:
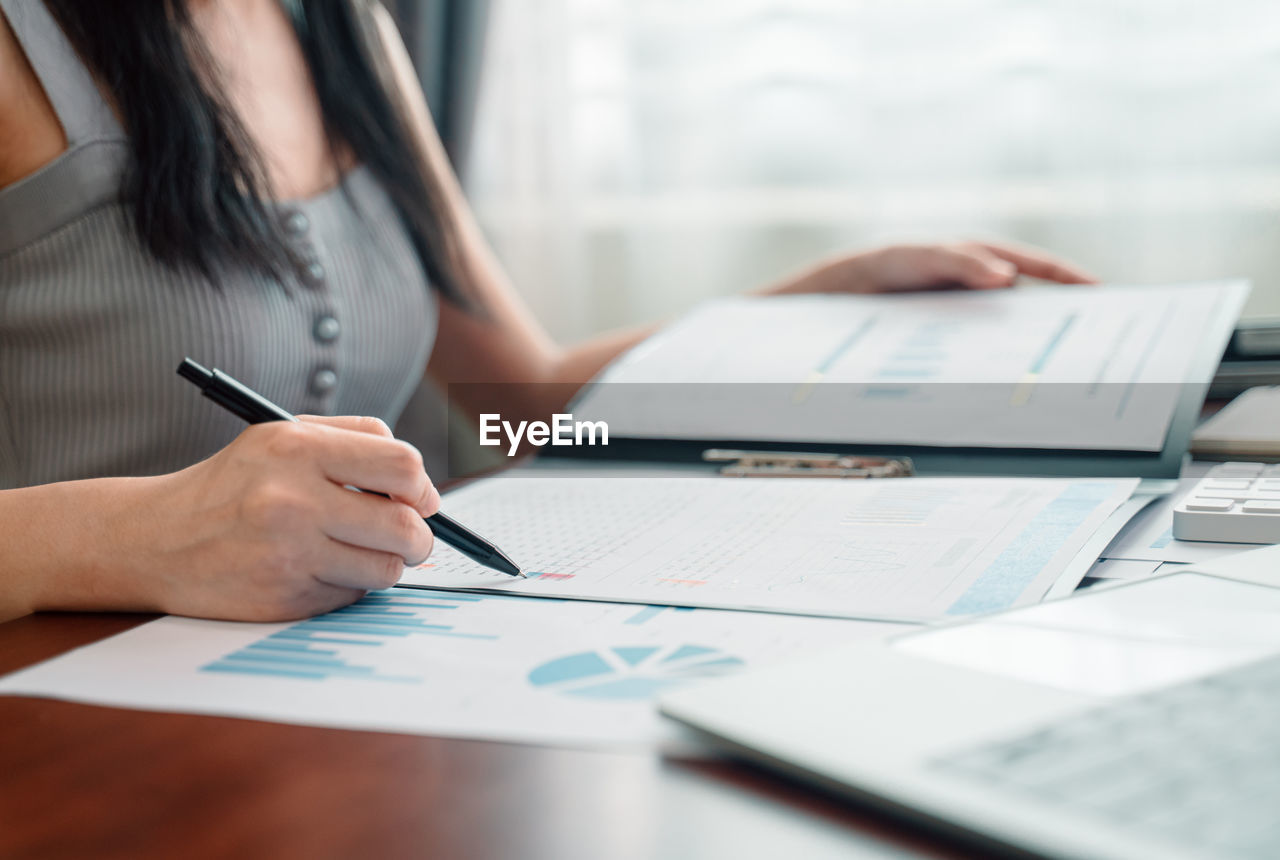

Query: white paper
(1084, 558), (1165, 581)
(573, 282), (1247, 452)
(402, 474), (1137, 622)
(0, 591), (901, 749)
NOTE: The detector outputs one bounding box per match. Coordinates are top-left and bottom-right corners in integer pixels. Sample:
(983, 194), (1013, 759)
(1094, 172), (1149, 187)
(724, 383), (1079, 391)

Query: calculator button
(1204, 480), (1253, 490)
(1241, 501), (1280, 514)
(1217, 463), (1265, 474)
(1198, 490), (1280, 501)
(1195, 491), (1244, 500)
(1185, 498), (1236, 512)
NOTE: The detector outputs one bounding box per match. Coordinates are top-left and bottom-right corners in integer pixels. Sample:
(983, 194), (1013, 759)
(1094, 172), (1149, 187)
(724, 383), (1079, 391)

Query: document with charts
(571, 281), (1247, 452)
(399, 474), (1139, 622)
(0, 591), (900, 748)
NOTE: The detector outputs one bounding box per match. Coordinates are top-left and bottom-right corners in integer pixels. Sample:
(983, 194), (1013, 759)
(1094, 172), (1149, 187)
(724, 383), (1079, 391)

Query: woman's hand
(765, 240), (1098, 296)
(146, 415), (440, 621)
(17, 416), (441, 623)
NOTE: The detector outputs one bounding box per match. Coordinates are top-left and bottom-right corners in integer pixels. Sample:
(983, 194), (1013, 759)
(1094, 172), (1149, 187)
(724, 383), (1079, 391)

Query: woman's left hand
(767, 240), (1098, 296)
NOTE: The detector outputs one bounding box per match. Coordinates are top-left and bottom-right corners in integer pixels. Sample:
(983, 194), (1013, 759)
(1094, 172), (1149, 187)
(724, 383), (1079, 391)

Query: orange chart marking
(658, 578), (708, 586)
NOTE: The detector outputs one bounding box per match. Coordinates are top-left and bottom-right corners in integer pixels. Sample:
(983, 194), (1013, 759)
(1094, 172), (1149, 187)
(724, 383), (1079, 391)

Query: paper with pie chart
(0, 589), (899, 748)
(400, 474), (1139, 622)
(529, 643), (745, 700)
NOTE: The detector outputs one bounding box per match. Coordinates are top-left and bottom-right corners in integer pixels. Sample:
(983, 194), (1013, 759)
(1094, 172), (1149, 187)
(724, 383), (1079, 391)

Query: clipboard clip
(702, 449), (915, 479)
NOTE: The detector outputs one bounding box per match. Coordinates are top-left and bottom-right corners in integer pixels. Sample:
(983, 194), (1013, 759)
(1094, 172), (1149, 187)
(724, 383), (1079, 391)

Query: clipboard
(703, 449), (914, 478)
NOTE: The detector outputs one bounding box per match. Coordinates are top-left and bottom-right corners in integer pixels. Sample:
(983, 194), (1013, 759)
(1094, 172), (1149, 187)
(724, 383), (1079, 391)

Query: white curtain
(466, 0), (1280, 341)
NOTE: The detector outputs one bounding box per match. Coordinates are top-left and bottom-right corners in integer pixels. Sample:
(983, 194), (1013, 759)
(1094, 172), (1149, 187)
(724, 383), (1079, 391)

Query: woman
(0, 0), (1094, 623)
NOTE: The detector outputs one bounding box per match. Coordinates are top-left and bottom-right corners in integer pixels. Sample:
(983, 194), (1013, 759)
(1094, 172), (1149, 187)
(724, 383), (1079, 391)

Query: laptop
(660, 545), (1280, 860)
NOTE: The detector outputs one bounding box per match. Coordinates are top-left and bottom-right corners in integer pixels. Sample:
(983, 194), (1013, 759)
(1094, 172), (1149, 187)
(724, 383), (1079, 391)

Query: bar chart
(201, 591), (507, 684)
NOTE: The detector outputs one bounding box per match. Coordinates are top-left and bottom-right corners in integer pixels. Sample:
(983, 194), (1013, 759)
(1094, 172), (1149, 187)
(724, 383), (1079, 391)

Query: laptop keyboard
(934, 652), (1280, 858)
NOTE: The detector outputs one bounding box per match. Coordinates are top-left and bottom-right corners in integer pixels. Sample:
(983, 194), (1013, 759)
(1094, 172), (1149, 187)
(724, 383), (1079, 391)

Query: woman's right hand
(66, 416), (441, 622)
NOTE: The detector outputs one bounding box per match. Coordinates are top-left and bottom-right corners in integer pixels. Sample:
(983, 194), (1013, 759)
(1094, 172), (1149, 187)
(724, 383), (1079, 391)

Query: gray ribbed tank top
(0, 0), (437, 489)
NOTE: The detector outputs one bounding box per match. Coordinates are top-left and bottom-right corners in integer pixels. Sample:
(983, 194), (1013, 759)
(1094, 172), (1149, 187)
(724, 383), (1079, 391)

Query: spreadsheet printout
(0, 591), (901, 748)
(571, 281), (1247, 452)
(400, 475), (1139, 622)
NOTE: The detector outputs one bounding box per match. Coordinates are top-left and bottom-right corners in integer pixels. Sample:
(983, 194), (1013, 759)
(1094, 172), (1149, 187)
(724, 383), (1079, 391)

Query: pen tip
(492, 551), (524, 579)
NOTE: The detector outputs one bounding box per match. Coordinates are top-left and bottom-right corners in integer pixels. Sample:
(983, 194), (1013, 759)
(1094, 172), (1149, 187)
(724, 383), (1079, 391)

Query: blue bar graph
(815, 316), (879, 374)
(872, 321), (950, 382)
(200, 589), (505, 683)
(1028, 313), (1077, 374)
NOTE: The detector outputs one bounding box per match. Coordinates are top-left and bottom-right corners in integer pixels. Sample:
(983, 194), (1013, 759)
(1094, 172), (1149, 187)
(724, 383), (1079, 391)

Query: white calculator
(1173, 462), (1280, 543)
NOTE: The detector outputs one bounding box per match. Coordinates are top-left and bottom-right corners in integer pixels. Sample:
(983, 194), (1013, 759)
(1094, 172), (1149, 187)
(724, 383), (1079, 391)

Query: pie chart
(527, 644), (745, 700)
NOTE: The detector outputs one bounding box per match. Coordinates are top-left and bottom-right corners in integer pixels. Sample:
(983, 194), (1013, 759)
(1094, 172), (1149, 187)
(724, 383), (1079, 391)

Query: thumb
(930, 246), (1018, 290)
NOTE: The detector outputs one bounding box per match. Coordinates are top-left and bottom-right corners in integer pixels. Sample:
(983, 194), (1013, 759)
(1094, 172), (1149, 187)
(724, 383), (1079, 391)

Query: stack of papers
(0, 473), (1138, 748)
(1083, 473), (1269, 584)
(16, 284), (1245, 747)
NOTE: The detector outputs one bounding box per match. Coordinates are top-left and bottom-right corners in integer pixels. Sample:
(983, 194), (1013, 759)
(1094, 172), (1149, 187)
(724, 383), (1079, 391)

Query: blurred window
(467, 0), (1280, 339)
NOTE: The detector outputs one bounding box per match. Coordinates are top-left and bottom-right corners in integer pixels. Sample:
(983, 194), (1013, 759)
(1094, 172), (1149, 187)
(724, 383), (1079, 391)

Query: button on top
(300, 260), (326, 289)
(314, 314), (340, 343)
(1205, 480), (1252, 490)
(282, 210), (310, 237)
(311, 368), (338, 395)
(1184, 498), (1235, 512)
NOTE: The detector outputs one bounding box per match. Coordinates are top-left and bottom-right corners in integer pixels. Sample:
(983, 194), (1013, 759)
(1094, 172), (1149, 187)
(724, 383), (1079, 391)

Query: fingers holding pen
(167, 362), (504, 621)
(264, 419), (439, 561)
(320, 485), (435, 566)
(224, 418), (438, 576)
(312, 540), (413, 592)
(294, 417), (441, 516)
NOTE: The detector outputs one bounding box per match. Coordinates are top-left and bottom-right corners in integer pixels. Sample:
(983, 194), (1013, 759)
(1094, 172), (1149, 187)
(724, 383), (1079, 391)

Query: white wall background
(466, 0), (1280, 341)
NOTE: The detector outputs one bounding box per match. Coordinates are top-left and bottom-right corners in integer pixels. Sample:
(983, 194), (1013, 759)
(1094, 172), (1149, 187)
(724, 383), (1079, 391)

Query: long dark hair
(44, 0), (472, 305)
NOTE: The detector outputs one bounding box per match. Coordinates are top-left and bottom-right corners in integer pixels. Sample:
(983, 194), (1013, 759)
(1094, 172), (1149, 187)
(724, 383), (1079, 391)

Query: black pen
(177, 358), (524, 579)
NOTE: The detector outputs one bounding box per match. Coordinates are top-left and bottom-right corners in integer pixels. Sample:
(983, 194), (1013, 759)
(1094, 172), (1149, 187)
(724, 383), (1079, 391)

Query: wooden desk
(0, 612), (975, 860)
